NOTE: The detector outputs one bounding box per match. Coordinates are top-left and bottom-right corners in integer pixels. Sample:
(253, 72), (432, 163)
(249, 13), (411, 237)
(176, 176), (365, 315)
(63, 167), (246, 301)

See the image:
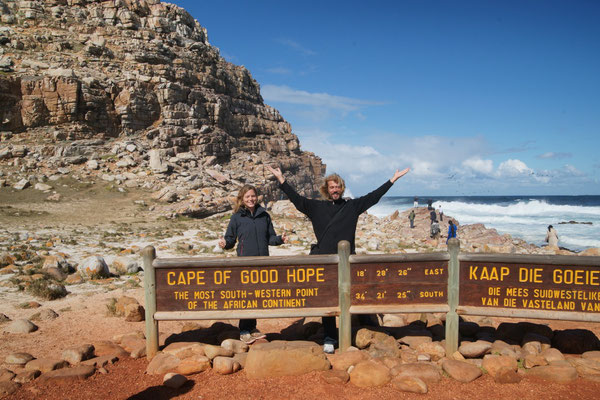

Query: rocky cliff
(0, 0), (325, 217)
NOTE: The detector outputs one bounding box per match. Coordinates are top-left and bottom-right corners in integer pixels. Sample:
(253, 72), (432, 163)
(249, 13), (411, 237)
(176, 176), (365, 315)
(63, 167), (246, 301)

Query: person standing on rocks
(408, 209), (416, 228)
(267, 164), (410, 353)
(219, 184), (288, 344)
(438, 204), (443, 221)
(545, 225), (559, 247)
(446, 220), (457, 244)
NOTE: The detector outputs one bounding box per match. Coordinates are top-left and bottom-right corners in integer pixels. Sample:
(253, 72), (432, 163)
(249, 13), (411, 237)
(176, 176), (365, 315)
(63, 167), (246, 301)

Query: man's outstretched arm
(357, 168), (411, 213)
(266, 164), (313, 216)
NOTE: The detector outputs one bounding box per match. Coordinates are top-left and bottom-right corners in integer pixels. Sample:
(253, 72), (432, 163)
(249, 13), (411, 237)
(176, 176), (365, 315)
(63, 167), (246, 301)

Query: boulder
(320, 369), (350, 384)
(442, 359), (482, 383)
(38, 365), (95, 382)
(390, 362), (442, 384)
(212, 356), (241, 375)
(78, 255), (109, 277)
(527, 365), (578, 382)
(62, 344), (95, 365)
(349, 360), (391, 387)
(5, 352), (35, 366)
(176, 355), (211, 375)
(482, 355), (518, 378)
(162, 373), (188, 389)
(391, 376), (428, 394)
(146, 352), (180, 375)
(458, 340), (492, 358)
(327, 350), (369, 371)
(25, 359), (69, 373)
(4, 319), (38, 333)
(245, 341), (330, 379)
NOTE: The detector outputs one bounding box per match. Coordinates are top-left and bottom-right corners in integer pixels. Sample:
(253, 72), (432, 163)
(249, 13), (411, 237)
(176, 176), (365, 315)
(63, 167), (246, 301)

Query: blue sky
(170, 0), (600, 196)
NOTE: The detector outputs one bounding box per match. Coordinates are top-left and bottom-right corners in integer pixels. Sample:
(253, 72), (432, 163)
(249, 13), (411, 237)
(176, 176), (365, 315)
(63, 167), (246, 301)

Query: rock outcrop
(0, 0), (325, 217)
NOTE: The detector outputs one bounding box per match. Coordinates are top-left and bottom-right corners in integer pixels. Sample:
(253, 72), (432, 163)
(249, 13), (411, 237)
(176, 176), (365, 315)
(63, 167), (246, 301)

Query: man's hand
(266, 164), (285, 184)
(390, 167), (410, 183)
(281, 232), (288, 243)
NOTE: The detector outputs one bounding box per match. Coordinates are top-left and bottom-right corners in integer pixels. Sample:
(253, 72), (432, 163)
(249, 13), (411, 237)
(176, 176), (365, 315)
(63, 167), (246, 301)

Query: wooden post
(446, 238), (460, 356)
(143, 245), (159, 359)
(338, 240), (351, 352)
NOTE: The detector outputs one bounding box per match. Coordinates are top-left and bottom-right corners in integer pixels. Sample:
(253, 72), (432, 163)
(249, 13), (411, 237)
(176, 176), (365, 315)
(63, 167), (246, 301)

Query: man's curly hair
(319, 174), (345, 200)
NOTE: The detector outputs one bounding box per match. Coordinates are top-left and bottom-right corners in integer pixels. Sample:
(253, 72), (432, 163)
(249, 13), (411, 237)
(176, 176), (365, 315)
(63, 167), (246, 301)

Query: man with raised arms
(267, 164), (410, 353)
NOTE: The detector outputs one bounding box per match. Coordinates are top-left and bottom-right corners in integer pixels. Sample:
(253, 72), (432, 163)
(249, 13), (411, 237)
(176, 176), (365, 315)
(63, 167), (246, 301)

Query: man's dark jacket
(223, 206), (283, 256)
(280, 180), (393, 254)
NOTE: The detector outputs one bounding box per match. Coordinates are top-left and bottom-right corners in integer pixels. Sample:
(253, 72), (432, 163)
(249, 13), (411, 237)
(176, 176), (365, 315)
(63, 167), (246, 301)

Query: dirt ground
(2, 182), (600, 399)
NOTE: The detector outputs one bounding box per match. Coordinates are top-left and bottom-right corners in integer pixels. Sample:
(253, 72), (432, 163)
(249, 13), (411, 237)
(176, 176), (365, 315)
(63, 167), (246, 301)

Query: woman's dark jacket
(280, 180), (393, 255)
(223, 205), (283, 256)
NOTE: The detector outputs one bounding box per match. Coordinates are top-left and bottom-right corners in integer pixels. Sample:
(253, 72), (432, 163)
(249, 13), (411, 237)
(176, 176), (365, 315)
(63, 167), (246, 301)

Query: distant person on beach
(430, 219), (441, 240)
(408, 209), (415, 228)
(413, 197), (418, 208)
(430, 208), (437, 223)
(218, 184), (288, 344)
(438, 205), (443, 221)
(427, 199), (433, 210)
(447, 220), (457, 243)
(545, 225), (559, 247)
(267, 164), (410, 353)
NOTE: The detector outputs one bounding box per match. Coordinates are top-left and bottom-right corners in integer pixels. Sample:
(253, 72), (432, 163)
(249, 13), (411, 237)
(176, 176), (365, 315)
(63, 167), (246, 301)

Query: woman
(218, 185), (287, 343)
(545, 225), (559, 247)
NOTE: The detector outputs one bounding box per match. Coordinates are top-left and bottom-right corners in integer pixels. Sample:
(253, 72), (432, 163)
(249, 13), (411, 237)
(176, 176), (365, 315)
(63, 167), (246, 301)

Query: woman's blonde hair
(319, 173), (345, 200)
(234, 185), (259, 212)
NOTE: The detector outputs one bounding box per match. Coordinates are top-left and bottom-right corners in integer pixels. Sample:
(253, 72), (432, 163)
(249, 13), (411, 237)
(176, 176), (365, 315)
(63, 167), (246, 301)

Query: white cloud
(275, 39), (316, 56)
(293, 128), (596, 195)
(564, 164), (584, 176)
(537, 152), (572, 159)
(265, 67), (292, 75)
(462, 157), (494, 175)
(497, 159), (533, 177)
(262, 84), (381, 113)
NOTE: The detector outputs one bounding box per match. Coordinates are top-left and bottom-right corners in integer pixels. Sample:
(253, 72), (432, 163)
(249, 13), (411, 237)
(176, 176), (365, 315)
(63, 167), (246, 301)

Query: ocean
(369, 196), (600, 252)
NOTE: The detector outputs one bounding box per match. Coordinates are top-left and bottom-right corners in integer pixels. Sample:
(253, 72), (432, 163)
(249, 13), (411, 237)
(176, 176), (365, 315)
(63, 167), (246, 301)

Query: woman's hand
(281, 232), (288, 244)
(218, 237), (226, 248)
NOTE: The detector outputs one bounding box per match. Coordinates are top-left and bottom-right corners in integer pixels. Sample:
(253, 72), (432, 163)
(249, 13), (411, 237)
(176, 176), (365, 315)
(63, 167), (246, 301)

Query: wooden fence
(143, 239), (600, 358)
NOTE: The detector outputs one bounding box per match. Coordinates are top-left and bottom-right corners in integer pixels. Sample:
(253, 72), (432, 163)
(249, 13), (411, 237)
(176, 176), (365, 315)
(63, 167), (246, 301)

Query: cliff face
(0, 0), (325, 217)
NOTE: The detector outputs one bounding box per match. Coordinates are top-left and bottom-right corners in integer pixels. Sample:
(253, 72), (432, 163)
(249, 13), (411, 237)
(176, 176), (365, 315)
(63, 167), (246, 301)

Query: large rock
(458, 340), (492, 358)
(78, 255), (109, 277)
(349, 360), (391, 387)
(4, 319), (38, 333)
(25, 359), (69, 373)
(146, 352), (181, 375)
(390, 362), (442, 384)
(327, 350), (369, 371)
(482, 354), (518, 378)
(62, 344), (95, 365)
(527, 365), (578, 382)
(5, 352), (34, 366)
(38, 365), (95, 382)
(245, 341), (330, 378)
(442, 359), (482, 383)
(176, 355), (211, 375)
(391, 376), (428, 394)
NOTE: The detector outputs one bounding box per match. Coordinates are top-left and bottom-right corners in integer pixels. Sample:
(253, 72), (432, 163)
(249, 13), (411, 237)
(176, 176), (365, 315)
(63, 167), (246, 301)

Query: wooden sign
(460, 261), (600, 313)
(155, 264), (338, 312)
(351, 261), (448, 306)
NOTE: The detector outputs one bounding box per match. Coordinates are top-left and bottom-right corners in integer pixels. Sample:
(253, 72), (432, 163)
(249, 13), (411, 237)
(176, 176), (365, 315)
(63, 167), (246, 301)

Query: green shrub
(26, 279), (68, 300)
